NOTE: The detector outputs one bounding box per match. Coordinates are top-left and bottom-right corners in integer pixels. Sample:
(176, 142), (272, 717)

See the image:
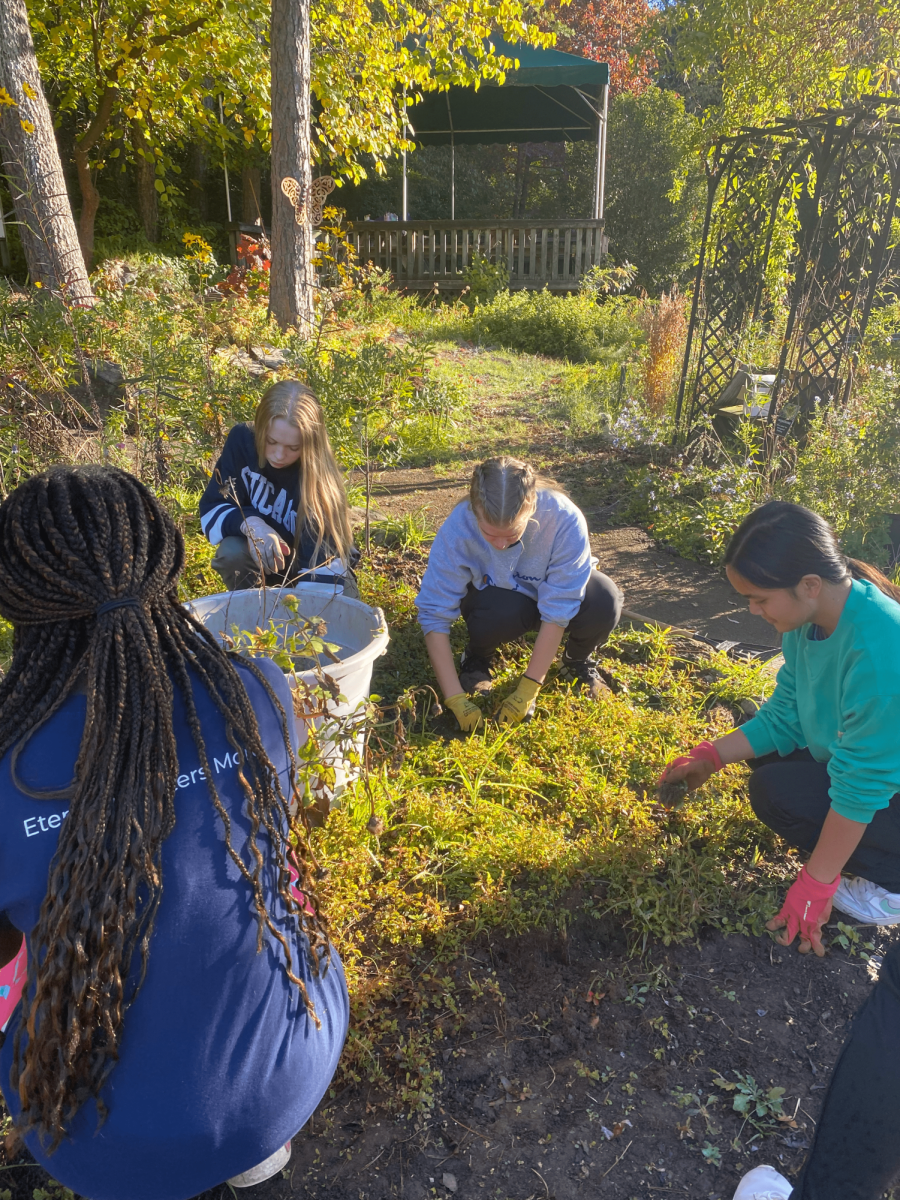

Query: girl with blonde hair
(415, 456), (623, 731)
(200, 381), (358, 594)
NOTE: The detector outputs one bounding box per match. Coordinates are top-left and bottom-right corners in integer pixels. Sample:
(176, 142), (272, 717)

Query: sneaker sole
(834, 890), (900, 926)
(228, 1142), (292, 1187)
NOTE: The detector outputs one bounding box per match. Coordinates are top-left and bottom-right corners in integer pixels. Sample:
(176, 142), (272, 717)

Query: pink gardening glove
(768, 865), (839, 956)
(657, 740), (724, 790)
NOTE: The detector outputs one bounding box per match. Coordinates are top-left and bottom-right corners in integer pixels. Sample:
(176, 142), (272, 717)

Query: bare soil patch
(5, 922), (895, 1200)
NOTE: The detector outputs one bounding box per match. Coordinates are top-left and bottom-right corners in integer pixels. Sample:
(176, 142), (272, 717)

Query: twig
(360, 1147), (385, 1171)
(531, 1167), (551, 1198)
(600, 1139), (633, 1180)
(445, 1113), (491, 1142)
(435, 1135), (470, 1168)
(544, 1066), (556, 1090)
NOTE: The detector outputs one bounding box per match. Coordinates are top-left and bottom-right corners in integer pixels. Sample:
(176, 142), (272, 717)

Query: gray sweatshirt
(415, 489), (593, 635)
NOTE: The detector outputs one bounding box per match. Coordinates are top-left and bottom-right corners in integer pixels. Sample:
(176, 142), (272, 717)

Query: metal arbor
(675, 99), (900, 440)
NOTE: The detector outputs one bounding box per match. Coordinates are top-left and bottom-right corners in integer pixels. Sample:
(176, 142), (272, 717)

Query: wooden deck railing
(347, 220), (607, 293)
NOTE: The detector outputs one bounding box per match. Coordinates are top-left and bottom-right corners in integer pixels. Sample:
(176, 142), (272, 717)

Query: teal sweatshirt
(741, 579), (900, 823)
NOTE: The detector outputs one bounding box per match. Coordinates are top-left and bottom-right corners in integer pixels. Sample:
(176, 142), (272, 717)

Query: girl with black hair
(661, 500), (900, 953)
(0, 465), (348, 1199)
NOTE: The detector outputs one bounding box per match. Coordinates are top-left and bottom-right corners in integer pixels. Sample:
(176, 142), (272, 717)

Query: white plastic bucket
(186, 585), (389, 795)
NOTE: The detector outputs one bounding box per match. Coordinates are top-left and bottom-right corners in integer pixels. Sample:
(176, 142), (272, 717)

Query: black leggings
(748, 749), (900, 893)
(749, 752), (900, 1197)
(459, 570), (623, 661)
(789, 936), (900, 1199)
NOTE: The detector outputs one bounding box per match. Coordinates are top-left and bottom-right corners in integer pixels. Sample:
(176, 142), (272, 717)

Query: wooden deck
(348, 220), (607, 293)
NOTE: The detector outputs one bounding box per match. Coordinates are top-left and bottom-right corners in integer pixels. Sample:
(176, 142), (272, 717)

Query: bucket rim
(184, 585), (390, 682)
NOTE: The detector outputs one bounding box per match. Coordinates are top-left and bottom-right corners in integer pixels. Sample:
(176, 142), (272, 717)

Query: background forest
(4, 0), (895, 297)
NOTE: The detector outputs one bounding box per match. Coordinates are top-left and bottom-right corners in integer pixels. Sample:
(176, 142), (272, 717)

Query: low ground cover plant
(305, 546), (788, 1102)
(627, 377), (900, 569)
(465, 289), (645, 364)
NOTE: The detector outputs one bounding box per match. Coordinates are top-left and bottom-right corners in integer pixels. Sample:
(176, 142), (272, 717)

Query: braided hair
(0, 465), (329, 1149)
(467, 456), (565, 529)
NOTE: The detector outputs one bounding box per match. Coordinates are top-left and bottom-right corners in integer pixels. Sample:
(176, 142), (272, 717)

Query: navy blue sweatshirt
(0, 656), (348, 1200)
(200, 423), (347, 572)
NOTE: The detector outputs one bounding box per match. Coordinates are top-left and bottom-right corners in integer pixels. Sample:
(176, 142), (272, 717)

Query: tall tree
(660, 0), (900, 136)
(306, 6), (553, 181)
(266, 2), (555, 327)
(0, 0), (91, 300)
(603, 85), (704, 291)
(30, 0), (267, 267)
(269, 0), (315, 330)
(550, 0), (657, 94)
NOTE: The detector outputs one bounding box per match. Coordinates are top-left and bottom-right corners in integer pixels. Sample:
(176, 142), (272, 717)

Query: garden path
(367, 466), (778, 649)
(359, 338), (778, 648)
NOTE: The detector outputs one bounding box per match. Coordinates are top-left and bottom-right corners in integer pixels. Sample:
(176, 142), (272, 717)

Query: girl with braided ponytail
(0, 465), (348, 1199)
(415, 456), (623, 731)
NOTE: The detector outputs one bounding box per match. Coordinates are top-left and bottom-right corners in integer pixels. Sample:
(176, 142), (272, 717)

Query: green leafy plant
(305, 337), (461, 548)
(466, 289), (645, 364)
(713, 1071), (786, 1133)
(460, 252), (509, 309)
(701, 1141), (722, 1168)
(580, 259), (637, 299)
(831, 921), (876, 960)
(370, 507), (434, 550)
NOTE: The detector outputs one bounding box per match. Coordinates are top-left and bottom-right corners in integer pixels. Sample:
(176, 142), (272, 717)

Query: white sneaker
(834, 876), (900, 925)
(228, 1141), (292, 1188)
(732, 1164), (793, 1200)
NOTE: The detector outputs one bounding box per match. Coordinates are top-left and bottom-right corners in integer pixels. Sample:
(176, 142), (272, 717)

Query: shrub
(460, 252), (508, 309)
(466, 290), (645, 363)
(629, 375), (900, 567)
(639, 288), (688, 411)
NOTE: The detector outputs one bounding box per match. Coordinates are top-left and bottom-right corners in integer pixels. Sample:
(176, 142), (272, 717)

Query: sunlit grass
(321, 554), (789, 1105)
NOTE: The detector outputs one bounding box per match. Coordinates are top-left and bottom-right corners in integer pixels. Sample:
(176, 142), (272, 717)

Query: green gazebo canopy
(407, 35), (610, 146)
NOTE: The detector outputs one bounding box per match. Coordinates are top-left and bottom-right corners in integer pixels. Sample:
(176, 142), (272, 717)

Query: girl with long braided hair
(0, 465), (348, 1199)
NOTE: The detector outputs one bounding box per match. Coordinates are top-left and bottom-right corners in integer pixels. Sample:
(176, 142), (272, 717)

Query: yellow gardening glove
(444, 692), (483, 733)
(496, 676), (541, 726)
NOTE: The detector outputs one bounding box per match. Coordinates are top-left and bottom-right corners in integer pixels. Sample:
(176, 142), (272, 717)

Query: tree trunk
(131, 122), (159, 242)
(269, 0), (314, 332)
(0, 0), (92, 300)
(72, 86), (116, 270)
(72, 144), (101, 268)
(242, 163), (262, 226)
(188, 142), (210, 219)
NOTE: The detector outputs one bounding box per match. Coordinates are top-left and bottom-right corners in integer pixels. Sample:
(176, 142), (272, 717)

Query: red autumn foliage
(218, 233), (272, 297)
(552, 0), (657, 95)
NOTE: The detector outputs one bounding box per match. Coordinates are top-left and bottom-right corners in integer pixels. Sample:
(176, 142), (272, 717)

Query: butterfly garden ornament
(280, 176), (336, 227)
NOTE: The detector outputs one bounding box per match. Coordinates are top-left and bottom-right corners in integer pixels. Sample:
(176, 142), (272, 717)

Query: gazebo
(348, 36), (610, 294)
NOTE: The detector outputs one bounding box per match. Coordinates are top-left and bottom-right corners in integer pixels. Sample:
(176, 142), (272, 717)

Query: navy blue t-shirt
(0, 656), (348, 1200)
